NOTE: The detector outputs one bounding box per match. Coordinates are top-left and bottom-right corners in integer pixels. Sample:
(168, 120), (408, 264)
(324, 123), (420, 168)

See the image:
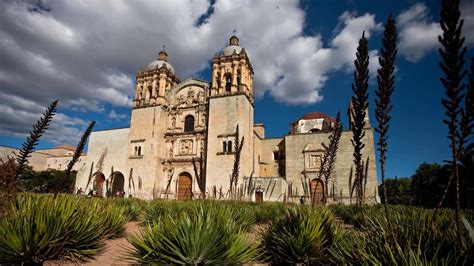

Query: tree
(437, 0), (467, 244)
(350, 32), (370, 206)
(54, 121), (95, 197)
(375, 14), (397, 238)
(192, 150), (206, 199)
(16, 99), (58, 178)
(318, 112), (342, 201)
(230, 124), (244, 196)
(411, 163), (444, 208)
(379, 177), (413, 205)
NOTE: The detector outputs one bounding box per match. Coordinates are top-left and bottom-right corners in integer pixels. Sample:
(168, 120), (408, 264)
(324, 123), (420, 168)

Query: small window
(273, 151), (279, 161)
(184, 115), (195, 132)
(134, 147), (138, 156)
(223, 141), (227, 152)
(225, 74), (232, 92)
(227, 141), (232, 153)
(217, 72), (221, 88)
(138, 146), (142, 156)
(237, 71), (241, 87)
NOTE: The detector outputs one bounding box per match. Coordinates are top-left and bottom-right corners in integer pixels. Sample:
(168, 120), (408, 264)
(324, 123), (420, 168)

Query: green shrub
(330, 205), (474, 265)
(127, 203), (259, 264)
(260, 206), (341, 264)
(0, 193), (128, 263)
(107, 197), (147, 221)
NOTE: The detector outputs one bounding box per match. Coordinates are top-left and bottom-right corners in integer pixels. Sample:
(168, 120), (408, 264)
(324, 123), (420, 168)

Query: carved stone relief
(187, 90), (195, 105)
(309, 154), (321, 169)
(180, 139), (193, 155)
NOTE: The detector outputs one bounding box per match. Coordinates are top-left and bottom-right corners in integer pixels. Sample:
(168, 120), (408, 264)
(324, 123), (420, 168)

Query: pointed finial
(233, 29), (236, 35)
(158, 45), (168, 61)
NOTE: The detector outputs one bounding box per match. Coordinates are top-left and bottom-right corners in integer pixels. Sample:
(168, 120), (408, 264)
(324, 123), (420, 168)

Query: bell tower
(205, 34), (255, 191)
(210, 35), (254, 103)
(133, 47), (180, 108)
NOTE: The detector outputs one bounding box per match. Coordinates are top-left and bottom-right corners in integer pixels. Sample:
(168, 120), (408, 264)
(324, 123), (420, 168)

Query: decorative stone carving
(309, 154), (321, 169)
(171, 116), (176, 128)
(178, 95), (186, 106)
(180, 139), (193, 155)
(187, 90), (195, 105)
(197, 91), (204, 102)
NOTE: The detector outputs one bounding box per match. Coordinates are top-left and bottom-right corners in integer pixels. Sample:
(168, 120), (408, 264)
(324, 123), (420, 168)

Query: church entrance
(111, 172), (125, 196)
(310, 178), (325, 204)
(177, 172), (192, 200)
(93, 172), (105, 197)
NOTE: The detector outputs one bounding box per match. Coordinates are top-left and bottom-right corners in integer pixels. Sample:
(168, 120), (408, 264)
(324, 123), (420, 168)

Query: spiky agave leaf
(260, 206), (340, 264)
(127, 203), (258, 264)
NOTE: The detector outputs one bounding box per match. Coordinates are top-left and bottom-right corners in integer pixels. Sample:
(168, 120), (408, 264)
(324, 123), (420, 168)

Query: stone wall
(75, 128), (130, 195)
(205, 94), (254, 192)
(283, 129), (378, 204)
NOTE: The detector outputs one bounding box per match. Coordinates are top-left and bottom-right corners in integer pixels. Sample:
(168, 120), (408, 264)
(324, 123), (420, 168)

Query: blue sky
(0, 0), (473, 181)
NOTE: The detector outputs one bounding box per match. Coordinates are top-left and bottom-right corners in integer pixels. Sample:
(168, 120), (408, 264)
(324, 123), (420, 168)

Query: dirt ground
(85, 221), (141, 265)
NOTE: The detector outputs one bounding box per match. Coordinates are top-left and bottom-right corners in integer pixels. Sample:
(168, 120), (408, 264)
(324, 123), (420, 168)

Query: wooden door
(177, 173), (192, 200)
(255, 191), (263, 203)
(94, 173), (105, 197)
(310, 178), (325, 204)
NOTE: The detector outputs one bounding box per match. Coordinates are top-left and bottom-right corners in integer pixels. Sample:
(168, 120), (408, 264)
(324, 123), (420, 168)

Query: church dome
(146, 48), (175, 74)
(222, 45), (243, 56)
(147, 60), (175, 74)
(221, 34), (243, 56)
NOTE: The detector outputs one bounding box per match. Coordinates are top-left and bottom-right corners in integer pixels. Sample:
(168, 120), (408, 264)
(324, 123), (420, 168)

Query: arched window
(184, 115), (195, 132)
(216, 72), (221, 88)
(227, 141), (232, 153)
(225, 74), (232, 92)
(237, 70), (241, 88)
(223, 141), (227, 152)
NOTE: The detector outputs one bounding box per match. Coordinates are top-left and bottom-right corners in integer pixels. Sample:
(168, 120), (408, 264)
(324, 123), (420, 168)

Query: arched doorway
(177, 172), (192, 200)
(310, 178), (325, 204)
(111, 172), (125, 196)
(93, 172), (105, 197)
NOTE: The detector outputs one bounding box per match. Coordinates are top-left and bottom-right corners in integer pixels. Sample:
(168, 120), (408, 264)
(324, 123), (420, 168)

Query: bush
(260, 206), (341, 264)
(330, 205), (474, 265)
(0, 193), (127, 263)
(127, 203), (259, 264)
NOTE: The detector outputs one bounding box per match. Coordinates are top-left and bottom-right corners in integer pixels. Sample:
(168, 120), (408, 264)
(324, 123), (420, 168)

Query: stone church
(74, 35), (379, 204)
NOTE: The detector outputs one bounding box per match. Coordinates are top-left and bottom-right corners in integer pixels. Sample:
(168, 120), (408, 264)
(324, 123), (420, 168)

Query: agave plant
(0, 193), (129, 264)
(127, 204), (259, 264)
(260, 206), (341, 264)
(330, 205), (473, 265)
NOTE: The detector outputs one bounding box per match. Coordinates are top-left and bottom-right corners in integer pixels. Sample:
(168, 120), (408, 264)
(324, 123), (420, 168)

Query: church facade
(74, 35), (379, 204)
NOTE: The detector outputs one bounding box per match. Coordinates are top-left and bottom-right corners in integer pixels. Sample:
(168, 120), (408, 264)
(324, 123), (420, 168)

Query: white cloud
(397, 3), (442, 62)
(107, 110), (128, 121)
(461, 0), (474, 45)
(0, 0), (401, 142)
(397, 2), (474, 63)
(0, 93), (88, 145)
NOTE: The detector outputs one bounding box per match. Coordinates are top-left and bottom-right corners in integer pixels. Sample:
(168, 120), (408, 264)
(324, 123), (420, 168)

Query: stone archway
(111, 172), (125, 196)
(93, 172), (105, 197)
(177, 172), (192, 200)
(310, 178), (325, 204)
